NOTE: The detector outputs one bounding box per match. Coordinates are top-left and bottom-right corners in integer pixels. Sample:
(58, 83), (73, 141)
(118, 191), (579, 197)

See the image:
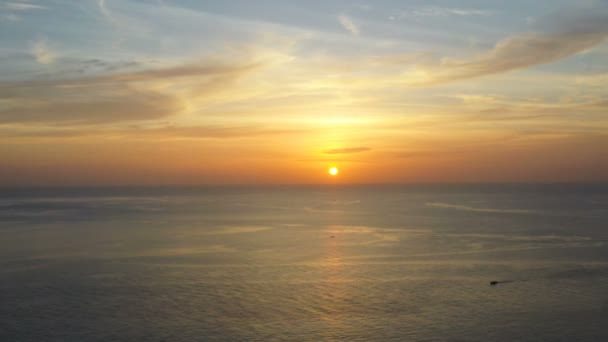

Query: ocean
(1, 184), (608, 341)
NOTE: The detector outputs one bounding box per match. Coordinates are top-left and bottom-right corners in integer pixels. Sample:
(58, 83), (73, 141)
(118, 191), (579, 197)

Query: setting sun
(329, 167), (339, 176)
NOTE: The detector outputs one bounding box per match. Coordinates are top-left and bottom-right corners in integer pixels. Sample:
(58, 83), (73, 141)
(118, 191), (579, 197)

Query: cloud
(408, 7), (608, 85)
(121, 125), (306, 140)
(1, 2), (45, 11)
(0, 59), (262, 124)
(575, 73), (608, 87)
(395, 150), (461, 159)
(96, 0), (151, 36)
(101, 60), (261, 82)
(30, 40), (56, 64)
(338, 14), (359, 35)
(324, 147), (371, 154)
(0, 89), (180, 125)
(61, 59), (144, 75)
(398, 6), (492, 18)
(369, 52), (431, 66)
(97, 0), (109, 16)
(0, 125), (307, 140)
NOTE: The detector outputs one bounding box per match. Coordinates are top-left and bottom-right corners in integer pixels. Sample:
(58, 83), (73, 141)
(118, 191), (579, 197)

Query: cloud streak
(338, 14), (359, 35)
(0, 125), (307, 140)
(121, 125), (306, 140)
(30, 40), (56, 64)
(0, 59), (262, 124)
(408, 7), (608, 84)
(400, 6), (493, 17)
(324, 147), (371, 154)
(2, 2), (46, 11)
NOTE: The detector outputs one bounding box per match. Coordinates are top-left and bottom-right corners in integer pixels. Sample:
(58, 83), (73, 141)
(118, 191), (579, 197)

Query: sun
(328, 167), (339, 176)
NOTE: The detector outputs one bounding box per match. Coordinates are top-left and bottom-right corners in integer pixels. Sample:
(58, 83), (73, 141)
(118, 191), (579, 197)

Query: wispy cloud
(405, 8), (608, 84)
(30, 39), (56, 64)
(97, 0), (109, 16)
(338, 14), (359, 35)
(1, 2), (46, 11)
(324, 147), (371, 154)
(398, 6), (493, 18)
(96, 0), (144, 35)
(121, 125), (305, 140)
(0, 125), (306, 140)
(0, 58), (262, 124)
(395, 150), (461, 159)
(369, 52), (430, 65)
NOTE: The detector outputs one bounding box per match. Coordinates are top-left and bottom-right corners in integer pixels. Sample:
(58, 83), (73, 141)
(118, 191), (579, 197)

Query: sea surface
(1, 184), (608, 341)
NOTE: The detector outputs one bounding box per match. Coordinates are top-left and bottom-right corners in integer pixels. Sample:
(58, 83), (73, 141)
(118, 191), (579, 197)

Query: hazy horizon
(2, 181), (608, 190)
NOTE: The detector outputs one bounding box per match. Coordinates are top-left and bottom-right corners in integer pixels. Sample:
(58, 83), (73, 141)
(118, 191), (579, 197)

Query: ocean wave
(426, 202), (542, 215)
(198, 226), (273, 235)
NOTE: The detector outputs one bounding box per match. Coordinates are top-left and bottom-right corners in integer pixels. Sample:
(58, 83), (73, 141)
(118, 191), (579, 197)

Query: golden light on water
(329, 167), (339, 176)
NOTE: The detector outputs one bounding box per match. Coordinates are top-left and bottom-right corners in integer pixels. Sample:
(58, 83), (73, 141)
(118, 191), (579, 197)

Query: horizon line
(1, 181), (607, 190)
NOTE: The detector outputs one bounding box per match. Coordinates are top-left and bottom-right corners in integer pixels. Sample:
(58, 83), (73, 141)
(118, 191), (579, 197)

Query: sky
(1, 0), (607, 185)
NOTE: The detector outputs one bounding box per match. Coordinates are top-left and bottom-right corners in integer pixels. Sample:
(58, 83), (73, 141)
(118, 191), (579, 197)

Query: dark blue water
(1, 184), (608, 341)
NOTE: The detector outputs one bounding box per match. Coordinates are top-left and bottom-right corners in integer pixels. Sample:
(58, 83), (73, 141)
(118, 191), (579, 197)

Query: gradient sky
(1, 0), (607, 185)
